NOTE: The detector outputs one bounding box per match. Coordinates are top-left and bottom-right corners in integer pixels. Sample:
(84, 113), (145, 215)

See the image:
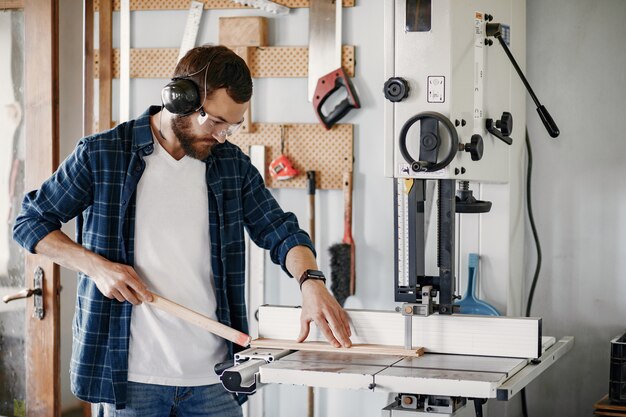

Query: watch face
(307, 270), (325, 278)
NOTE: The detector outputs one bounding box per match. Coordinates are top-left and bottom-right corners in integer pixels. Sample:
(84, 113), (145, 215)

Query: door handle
(2, 266), (45, 319)
(2, 287), (42, 302)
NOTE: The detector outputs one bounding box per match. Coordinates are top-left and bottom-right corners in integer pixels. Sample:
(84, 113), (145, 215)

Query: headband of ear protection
(161, 61), (210, 116)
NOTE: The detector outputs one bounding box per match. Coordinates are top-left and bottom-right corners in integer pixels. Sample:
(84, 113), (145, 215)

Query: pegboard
(93, 0), (354, 11)
(94, 46), (355, 79)
(229, 123), (353, 190)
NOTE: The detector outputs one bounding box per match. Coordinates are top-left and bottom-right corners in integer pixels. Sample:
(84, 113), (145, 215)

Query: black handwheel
(398, 111), (459, 172)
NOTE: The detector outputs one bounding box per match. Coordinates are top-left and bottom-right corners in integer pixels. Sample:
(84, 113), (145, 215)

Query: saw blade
(308, 0), (342, 101)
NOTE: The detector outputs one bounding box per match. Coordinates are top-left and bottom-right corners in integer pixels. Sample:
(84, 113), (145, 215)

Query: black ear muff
(161, 78), (200, 115)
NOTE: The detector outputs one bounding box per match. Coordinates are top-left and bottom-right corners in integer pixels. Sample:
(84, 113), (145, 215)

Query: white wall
(524, 1), (626, 416)
(55, 1), (626, 416)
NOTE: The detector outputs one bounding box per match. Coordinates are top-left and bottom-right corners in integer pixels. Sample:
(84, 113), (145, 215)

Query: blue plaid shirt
(12, 106), (314, 409)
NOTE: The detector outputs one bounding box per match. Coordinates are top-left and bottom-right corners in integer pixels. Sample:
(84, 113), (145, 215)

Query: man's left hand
(296, 280), (352, 348)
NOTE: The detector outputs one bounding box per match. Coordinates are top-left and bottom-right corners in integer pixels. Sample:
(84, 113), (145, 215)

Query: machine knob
(495, 112), (513, 137)
(383, 77), (410, 102)
(464, 134), (484, 161)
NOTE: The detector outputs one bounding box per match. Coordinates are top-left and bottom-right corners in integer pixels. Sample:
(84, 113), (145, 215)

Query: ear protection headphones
(161, 61), (211, 116)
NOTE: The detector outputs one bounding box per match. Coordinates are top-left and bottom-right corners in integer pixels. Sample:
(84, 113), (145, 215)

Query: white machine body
(383, 0), (523, 182)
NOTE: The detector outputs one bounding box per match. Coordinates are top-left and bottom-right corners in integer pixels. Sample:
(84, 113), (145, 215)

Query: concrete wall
(55, 0), (626, 415)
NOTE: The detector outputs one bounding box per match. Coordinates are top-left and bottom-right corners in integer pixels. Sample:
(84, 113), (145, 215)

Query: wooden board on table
(259, 305), (543, 359)
(251, 338), (424, 357)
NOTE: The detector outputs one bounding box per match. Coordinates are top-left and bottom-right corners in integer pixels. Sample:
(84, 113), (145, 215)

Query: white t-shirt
(127, 137), (227, 386)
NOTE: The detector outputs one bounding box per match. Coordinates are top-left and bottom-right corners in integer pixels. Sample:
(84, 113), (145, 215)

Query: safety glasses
(196, 107), (243, 140)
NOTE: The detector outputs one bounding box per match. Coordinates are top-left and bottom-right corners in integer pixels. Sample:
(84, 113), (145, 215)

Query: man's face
(170, 88), (247, 160)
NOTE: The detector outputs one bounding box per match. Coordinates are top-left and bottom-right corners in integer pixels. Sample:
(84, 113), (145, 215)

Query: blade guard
(269, 154), (299, 180)
(313, 67), (360, 130)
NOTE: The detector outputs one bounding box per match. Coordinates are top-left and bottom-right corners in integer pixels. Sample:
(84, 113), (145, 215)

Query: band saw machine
(218, 1), (572, 415)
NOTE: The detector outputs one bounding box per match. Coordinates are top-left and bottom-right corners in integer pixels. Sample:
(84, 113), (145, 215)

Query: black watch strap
(298, 269), (326, 289)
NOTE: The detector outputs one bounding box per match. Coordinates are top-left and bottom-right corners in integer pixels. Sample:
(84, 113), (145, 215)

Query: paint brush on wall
(329, 171), (355, 306)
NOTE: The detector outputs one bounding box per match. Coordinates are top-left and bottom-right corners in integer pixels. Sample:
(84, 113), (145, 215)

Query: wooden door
(0, 1), (60, 416)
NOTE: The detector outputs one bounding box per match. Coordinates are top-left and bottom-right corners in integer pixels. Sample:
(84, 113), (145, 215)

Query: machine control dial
(464, 134), (484, 161)
(384, 77), (410, 102)
(496, 112), (513, 136)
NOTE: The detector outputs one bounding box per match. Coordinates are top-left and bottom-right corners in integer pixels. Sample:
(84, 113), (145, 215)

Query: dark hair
(173, 45), (253, 104)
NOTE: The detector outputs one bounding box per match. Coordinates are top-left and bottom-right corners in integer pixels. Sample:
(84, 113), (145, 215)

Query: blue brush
(456, 253), (500, 316)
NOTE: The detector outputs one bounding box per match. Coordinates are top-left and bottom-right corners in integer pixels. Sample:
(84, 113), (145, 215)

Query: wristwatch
(298, 269), (326, 289)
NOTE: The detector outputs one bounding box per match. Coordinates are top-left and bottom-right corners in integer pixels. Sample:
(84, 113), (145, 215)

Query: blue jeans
(91, 382), (243, 417)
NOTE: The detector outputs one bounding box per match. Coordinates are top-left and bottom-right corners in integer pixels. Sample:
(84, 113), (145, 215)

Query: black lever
(486, 22), (560, 138)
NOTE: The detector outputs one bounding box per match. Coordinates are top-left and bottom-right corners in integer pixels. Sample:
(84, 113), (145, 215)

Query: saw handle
(342, 172), (353, 245)
(148, 293), (252, 347)
(313, 67), (360, 130)
(343, 172), (356, 295)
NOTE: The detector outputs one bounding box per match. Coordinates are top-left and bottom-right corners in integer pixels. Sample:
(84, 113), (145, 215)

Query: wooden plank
(148, 293), (252, 347)
(23, 0), (61, 415)
(230, 123), (353, 190)
(595, 395), (626, 412)
(219, 17), (268, 47)
(93, 0), (355, 11)
(232, 46), (254, 133)
(93, 46), (355, 79)
(83, 0), (94, 136)
(98, 0), (112, 129)
(251, 338), (424, 357)
(0, 0), (23, 8)
(118, 0), (130, 122)
(258, 305), (542, 359)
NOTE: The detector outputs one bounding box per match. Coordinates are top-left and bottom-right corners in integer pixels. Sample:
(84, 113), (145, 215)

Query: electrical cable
(520, 128), (542, 417)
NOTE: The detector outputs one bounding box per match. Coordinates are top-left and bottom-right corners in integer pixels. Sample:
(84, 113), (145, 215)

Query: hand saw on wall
(308, 0), (360, 130)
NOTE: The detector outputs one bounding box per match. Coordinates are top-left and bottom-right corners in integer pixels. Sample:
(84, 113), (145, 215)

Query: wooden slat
(98, 0), (112, 129)
(595, 395), (626, 412)
(148, 293), (252, 347)
(93, 46), (355, 79)
(259, 306), (543, 359)
(93, 0), (354, 11)
(230, 123), (353, 190)
(23, 0), (61, 415)
(83, 0), (94, 136)
(232, 46), (254, 133)
(252, 338), (424, 357)
(0, 0), (23, 8)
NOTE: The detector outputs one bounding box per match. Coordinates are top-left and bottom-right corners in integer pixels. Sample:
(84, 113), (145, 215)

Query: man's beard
(170, 115), (218, 160)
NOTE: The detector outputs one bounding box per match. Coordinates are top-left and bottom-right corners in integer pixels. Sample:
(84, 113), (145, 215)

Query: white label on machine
(473, 12), (485, 127)
(427, 76), (445, 103)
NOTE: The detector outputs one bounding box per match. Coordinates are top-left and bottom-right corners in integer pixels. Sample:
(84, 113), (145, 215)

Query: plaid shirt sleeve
(13, 138), (93, 253)
(239, 154), (315, 277)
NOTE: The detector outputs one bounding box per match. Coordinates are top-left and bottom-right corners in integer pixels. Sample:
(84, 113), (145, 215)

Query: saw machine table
(223, 336), (572, 402)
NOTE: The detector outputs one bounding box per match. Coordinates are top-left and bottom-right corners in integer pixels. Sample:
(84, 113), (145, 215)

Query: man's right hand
(33, 230), (152, 305)
(88, 258), (153, 305)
